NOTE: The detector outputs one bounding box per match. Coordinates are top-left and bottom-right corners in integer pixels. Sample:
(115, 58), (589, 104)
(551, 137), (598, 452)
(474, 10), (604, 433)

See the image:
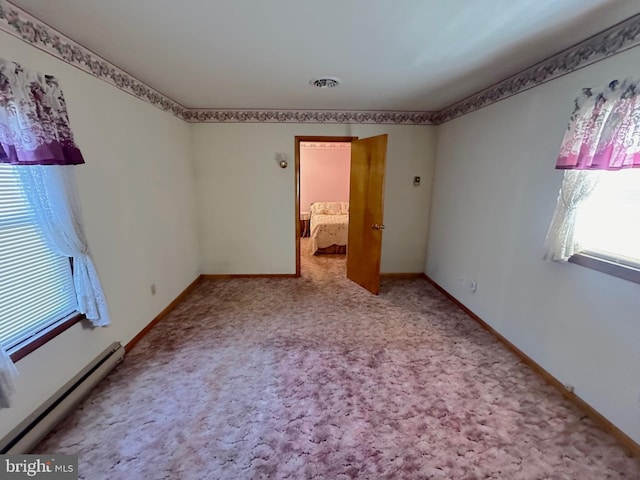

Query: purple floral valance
(556, 78), (640, 170)
(0, 59), (84, 166)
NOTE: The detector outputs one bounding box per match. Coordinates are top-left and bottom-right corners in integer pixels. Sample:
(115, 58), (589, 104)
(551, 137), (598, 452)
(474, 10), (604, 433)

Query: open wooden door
(347, 134), (388, 294)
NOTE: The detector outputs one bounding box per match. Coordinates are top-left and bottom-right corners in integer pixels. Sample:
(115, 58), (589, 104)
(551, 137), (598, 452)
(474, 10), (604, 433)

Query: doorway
(295, 136), (358, 277)
(294, 134), (388, 294)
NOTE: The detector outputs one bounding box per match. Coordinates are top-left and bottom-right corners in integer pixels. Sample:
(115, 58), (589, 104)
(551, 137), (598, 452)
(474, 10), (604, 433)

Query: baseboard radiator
(0, 341), (124, 454)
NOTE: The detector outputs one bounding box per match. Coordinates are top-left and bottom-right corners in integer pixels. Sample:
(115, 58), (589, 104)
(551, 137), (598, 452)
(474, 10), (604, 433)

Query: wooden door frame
(294, 135), (358, 276)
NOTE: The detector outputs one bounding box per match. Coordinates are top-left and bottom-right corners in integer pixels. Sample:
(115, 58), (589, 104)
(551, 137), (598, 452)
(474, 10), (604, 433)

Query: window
(567, 169), (640, 282)
(0, 59), (109, 405)
(573, 169), (640, 267)
(0, 165), (78, 356)
(545, 77), (640, 283)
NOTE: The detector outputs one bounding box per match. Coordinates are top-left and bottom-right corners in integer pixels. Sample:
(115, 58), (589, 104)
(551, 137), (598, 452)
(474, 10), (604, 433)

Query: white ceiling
(10, 0), (640, 111)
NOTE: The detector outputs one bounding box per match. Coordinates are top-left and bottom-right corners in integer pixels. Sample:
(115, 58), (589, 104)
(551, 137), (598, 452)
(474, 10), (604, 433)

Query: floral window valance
(556, 78), (640, 170)
(0, 58), (84, 165)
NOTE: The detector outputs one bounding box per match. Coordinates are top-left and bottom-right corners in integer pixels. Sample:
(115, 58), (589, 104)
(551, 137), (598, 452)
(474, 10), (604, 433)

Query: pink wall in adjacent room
(300, 143), (351, 213)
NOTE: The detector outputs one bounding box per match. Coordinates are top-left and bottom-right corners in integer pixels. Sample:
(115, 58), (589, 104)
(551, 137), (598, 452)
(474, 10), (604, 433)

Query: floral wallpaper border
(182, 109), (435, 124)
(434, 12), (640, 124)
(0, 0), (436, 125)
(1, 0), (640, 125)
(0, 0), (187, 119)
(300, 142), (352, 150)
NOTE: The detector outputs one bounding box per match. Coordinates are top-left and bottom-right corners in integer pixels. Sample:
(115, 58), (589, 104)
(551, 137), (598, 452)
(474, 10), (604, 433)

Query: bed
(309, 201), (349, 255)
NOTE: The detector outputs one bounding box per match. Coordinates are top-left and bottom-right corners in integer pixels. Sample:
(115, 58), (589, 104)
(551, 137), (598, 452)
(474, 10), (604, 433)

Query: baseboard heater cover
(0, 341), (124, 454)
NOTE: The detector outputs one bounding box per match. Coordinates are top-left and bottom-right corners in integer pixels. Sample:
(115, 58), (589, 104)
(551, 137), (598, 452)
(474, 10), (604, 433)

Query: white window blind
(0, 165), (77, 352)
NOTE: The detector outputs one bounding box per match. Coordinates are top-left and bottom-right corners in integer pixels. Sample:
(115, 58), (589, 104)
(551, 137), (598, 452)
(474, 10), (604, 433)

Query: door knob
(372, 224), (385, 230)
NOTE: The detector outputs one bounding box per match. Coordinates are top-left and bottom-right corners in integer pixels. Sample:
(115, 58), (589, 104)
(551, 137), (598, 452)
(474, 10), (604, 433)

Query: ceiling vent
(309, 76), (342, 88)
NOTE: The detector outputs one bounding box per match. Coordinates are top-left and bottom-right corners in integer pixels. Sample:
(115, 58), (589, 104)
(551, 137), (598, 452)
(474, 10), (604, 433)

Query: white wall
(427, 46), (640, 442)
(192, 123), (436, 274)
(0, 32), (200, 439)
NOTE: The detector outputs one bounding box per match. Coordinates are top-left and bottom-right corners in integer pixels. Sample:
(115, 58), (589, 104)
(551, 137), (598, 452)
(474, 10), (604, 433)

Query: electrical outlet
(150, 283), (156, 296)
(469, 281), (477, 293)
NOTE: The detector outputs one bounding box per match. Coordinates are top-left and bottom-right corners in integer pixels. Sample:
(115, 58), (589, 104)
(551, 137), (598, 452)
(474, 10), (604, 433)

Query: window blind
(0, 165), (77, 352)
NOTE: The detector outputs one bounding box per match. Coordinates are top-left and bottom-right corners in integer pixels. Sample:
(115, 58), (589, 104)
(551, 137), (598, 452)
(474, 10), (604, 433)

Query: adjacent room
(0, 0), (639, 478)
(299, 141), (351, 259)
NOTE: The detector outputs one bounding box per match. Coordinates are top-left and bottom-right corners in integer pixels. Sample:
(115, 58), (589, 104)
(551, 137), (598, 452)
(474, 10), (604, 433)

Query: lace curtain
(17, 166), (110, 325)
(0, 59), (109, 407)
(543, 170), (601, 261)
(0, 349), (18, 408)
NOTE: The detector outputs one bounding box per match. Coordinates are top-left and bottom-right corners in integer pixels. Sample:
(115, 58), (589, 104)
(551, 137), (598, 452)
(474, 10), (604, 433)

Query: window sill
(9, 312), (86, 363)
(568, 252), (640, 285)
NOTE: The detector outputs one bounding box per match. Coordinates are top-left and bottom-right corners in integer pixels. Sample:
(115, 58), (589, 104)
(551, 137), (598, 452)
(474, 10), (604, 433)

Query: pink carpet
(34, 238), (640, 479)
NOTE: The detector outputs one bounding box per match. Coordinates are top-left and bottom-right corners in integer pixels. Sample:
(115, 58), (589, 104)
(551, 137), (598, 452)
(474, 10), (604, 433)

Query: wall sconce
(276, 153), (288, 169)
